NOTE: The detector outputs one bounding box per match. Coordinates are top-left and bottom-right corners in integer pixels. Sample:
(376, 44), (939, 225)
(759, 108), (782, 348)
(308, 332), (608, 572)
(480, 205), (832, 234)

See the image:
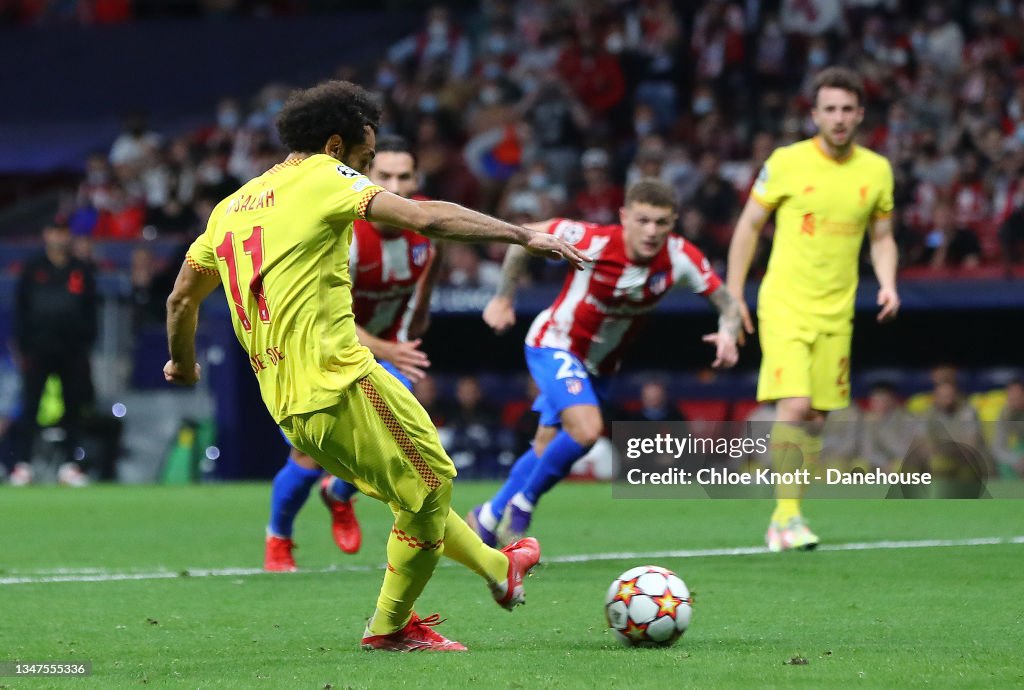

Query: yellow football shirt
(751, 137), (893, 333)
(186, 154), (384, 421)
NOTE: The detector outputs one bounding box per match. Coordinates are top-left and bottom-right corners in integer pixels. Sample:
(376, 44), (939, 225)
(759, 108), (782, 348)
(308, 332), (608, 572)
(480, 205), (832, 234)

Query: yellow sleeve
(873, 159), (895, 219)
(321, 160), (385, 224)
(749, 148), (788, 210)
(185, 213), (219, 276)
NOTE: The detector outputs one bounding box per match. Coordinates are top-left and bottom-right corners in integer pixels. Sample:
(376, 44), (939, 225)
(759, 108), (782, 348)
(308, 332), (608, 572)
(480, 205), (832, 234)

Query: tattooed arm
(483, 221), (552, 334)
(702, 285), (741, 369)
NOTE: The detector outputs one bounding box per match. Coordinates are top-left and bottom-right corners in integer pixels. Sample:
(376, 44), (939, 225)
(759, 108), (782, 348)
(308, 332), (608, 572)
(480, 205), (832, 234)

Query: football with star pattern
(604, 565), (692, 647)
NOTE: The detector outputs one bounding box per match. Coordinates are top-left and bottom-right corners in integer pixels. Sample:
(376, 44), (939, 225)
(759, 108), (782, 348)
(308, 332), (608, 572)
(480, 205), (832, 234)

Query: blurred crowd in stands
(8, 0), (1024, 292)
(4, 348), (1023, 482)
(400, 364), (1024, 481)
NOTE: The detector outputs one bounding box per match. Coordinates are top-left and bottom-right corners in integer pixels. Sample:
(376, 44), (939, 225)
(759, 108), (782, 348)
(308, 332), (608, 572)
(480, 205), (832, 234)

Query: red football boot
(491, 537), (541, 610)
(360, 613), (468, 652)
(320, 477), (362, 554)
(264, 535), (297, 572)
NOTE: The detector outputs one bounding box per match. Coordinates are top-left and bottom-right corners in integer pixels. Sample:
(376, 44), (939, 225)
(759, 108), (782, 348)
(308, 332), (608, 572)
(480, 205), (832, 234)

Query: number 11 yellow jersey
(186, 154), (384, 421)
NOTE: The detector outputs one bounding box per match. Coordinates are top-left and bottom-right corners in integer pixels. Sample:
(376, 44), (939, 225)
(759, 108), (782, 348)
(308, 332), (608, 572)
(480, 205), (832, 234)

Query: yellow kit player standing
(726, 67), (900, 552)
(164, 80), (590, 650)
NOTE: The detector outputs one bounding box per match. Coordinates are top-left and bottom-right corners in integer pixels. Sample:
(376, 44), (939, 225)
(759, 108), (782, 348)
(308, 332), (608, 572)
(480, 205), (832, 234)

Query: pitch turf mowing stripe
(2, 535), (1022, 586)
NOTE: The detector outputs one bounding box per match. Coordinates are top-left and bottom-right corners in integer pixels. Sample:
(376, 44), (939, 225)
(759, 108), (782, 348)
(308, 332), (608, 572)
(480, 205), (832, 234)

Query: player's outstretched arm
(725, 197), (772, 340)
(484, 219), (559, 334)
(869, 216), (900, 322)
(364, 193), (591, 269)
(483, 243), (531, 335)
(701, 285), (741, 369)
(165, 263), (220, 386)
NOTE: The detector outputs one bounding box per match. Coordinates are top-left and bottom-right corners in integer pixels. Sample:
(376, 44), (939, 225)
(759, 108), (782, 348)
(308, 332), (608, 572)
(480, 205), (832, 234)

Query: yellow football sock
(773, 498), (801, 524)
(770, 423), (825, 523)
(368, 482), (449, 636)
(802, 430), (823, 479)
(770, 421), (805, 523)
(441, 509), (509, 584)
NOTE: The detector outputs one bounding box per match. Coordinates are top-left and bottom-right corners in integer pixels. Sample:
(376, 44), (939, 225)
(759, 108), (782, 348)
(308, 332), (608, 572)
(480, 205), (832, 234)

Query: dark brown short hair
(625, 178), (677, 211)
(374, 134), (416, 167)
(276, 80), (381, 154)
(812, 66), (865, 107)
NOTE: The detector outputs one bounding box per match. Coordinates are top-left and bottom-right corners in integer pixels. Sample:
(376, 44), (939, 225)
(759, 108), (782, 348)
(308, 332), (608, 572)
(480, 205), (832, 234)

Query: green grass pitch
(1, 483), (1022, 689)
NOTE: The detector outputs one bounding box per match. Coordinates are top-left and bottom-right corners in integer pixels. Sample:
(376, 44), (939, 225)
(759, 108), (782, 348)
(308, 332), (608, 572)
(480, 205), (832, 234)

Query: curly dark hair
(276, 80), (382, 154)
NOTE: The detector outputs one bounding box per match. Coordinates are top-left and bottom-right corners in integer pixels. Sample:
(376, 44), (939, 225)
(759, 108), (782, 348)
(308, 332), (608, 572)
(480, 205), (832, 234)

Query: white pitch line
(548, 536), (1017, 563)
(1, 535), (1020, 586)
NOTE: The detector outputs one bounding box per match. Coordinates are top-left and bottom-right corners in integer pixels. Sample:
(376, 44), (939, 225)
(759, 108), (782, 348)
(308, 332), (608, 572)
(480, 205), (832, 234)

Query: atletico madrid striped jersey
(525, 218), (722, 376)
(349, 219), (433, 342)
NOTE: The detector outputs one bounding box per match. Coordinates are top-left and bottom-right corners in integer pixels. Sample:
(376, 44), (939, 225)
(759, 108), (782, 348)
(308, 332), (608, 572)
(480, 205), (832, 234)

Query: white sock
(323, 482), (342, 503)
(478, 502), (499, 531)
(510, 493), (535, 513)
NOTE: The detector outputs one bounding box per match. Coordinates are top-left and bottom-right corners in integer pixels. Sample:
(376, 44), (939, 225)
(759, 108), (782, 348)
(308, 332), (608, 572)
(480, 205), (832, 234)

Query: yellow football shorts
(278, 365), (457, 513)
(756, 319), (852, 411)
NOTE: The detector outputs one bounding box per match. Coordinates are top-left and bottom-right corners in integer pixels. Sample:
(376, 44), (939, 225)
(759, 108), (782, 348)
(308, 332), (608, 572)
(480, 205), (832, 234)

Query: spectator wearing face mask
(692, 1), (746, 86)
(556, 31), (626, 119)
(194, 143), (242, 202)
(517, 76), (589, 183)
(805, 37), (831, 72)
(625, 0), (684, 129)
(860, 382), (918, 472)
(922, 201), (982, 269)
(109, 112), (160, 177)
(573, 149), (623, 226)
(912, 3), (964, 75)
(781, 0), (844, 36)
(688, 150), (738, 229)
(387, 5), (472, 79)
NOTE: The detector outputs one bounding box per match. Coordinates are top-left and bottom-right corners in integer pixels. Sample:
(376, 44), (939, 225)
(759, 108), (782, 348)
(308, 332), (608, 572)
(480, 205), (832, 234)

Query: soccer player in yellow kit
(726, 67), (900, 552)
(164, 80), (590, 651)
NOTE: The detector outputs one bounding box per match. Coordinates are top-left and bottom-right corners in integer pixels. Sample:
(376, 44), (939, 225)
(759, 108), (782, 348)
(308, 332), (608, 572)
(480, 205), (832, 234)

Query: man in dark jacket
(11, 218), (97, 478)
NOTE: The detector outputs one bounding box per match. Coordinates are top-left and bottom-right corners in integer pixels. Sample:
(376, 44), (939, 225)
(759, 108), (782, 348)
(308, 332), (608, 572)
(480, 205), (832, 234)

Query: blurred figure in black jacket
(10, 218), (97, 482)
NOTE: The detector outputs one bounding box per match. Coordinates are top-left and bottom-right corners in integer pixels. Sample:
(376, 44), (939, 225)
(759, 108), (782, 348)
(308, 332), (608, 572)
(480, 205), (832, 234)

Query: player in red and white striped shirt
(265, 135), (444, 571)
(350, 216), (435, 348)
(467, 179), (742, 545)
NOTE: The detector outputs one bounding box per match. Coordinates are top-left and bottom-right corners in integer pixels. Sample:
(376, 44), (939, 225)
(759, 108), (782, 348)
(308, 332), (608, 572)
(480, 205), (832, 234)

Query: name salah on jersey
(225, 189), (276, 214)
